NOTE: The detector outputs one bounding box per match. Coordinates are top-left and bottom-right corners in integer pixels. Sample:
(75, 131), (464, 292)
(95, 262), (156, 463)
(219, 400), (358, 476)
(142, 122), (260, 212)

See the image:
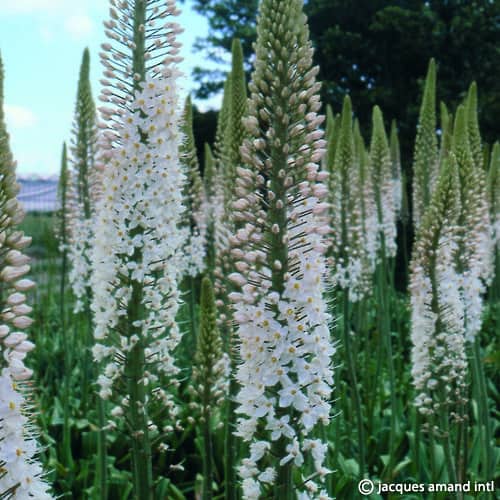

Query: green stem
(81, 302), (93, 411)
(274, 444), (293, 500)
(322, 423), (335, 495)
(472, 338), (493, 490)
(455, 403), (466, 487)
(414, 410), (421, 480)
(224, 370), (238, 500)
(376, 245), (397, 478)
(491, 249), (500, 302)
(437, 398), (457, 486)
(119, 4), (153, 498)
(96, 398), (108, 499)
(190, 276), (198, 349)
(202, 408), (214, 500)
(60, 246), (74, 478)
(429, 425), (436, 485)
(342, 289), (366, 476)
(127, 342), (153, 500)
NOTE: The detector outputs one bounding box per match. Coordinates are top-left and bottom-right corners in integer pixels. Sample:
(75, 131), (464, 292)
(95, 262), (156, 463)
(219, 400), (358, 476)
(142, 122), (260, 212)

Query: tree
(190, 0), (500, 163)
(188, 0), (258, 98)
(307, 0), (500, 158)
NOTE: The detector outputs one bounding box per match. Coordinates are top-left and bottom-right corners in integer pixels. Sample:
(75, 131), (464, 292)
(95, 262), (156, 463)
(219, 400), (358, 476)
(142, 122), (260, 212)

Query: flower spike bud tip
(412, 59), (438, 227)
(439, 101), (453, 165)
(390, 120), (403, 217)
(369, 105), (397, 259)
(465, 82), (483, 170)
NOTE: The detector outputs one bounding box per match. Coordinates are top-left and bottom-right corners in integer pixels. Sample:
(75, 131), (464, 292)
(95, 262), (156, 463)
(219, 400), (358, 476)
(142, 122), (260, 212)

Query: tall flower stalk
(369, 106), (398, 474)
(488, 142), (500, 300)
(180, 95), (206, 279)
(56, 143), (70, 308)
(412, 59), (438, 228)
(452, 105), (494, 483)
(465, 82), (483, 170)
(353, 120), (377, 270)
(211, 74), (231, 310)
(327, 95), (367, 474)
(230, 1), (334, 497)
(67, 48), (108, 495)
(439, 101), (453, 165)
(54, 142), (79, 485)
(210, 39), (247, 500)
(390, 120), (403, 219)
(190, 277), (228, 500)
(0, 51), (52, 499)
(179, 95), (206, 363)
(92, 2), (186, 498)
(410, 153), (466, 485)
(452, 105), (493, 341)
(328, 97), (371, 300)
(68, 48), (97, 314)
(203, 143), (216, 278)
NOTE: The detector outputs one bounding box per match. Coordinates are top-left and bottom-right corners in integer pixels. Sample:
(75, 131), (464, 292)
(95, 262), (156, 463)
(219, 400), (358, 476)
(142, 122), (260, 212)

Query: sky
(0, 0), (221, 177)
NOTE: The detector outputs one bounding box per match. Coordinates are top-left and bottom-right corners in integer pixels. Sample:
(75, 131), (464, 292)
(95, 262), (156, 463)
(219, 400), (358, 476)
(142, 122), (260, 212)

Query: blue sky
(0, 0), (221, 176)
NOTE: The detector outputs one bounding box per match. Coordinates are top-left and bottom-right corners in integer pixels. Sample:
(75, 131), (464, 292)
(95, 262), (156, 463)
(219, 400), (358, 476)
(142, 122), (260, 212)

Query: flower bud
(4, 332), (28, 348)
(1, 265), (30, 282)
(5, 250), (30, 266)
(0, 325), (10, 338)
(7, 293), (26, 306)
(14, 279), (36, 292)
(12, 316), (34, 329)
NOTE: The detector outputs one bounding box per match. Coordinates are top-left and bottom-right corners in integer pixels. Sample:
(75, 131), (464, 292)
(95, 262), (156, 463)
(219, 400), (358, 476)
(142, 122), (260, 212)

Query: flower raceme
(327, 96), (371, 301)
(0, 370), (52, 499)
(92, 3), (187, 498)
(179, 96), (206, 278)
(92, 70), (186, 411)
(0, 236), (51, 499)
(452, 105), (493, 340)
(67, 49), (98, 313)
(227, 0), (335, 497)
(410, 154), (467, 417)
(369, 106), (397, 260)
(353, 120), (378, 272)
(0, 52), (52, 499)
